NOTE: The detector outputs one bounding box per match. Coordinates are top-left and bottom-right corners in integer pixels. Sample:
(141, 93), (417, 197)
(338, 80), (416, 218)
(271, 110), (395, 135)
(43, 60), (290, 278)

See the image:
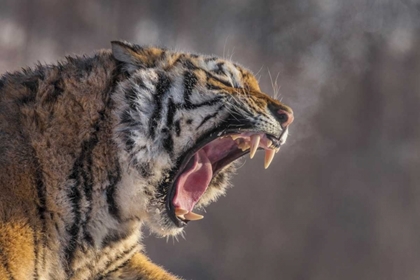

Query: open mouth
(165, 129), (283, 227)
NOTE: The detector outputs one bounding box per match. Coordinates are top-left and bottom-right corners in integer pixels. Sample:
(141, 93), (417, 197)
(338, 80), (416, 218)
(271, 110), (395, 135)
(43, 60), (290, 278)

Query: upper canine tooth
(231, 135), (241, 140)
(267, 139), (273, 148)
(264, 149), (276, 169)
(250, 135), (260, 159)
(175, 208), (189, 216)
(275, 147), (281, 153)
(184, 211), (204, 221)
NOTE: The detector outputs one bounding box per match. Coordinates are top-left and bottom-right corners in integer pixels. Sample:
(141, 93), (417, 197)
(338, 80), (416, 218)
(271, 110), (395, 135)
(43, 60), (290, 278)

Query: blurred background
(1, 0), (420, 279)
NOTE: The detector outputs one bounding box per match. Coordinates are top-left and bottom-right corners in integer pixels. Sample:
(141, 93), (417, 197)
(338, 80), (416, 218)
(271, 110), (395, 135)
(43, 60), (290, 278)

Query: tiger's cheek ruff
(112, 67), (233, 235)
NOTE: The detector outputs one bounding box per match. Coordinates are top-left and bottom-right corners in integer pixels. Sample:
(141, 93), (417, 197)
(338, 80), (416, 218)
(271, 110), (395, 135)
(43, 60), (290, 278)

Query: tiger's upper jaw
(111, 41), (293, 235)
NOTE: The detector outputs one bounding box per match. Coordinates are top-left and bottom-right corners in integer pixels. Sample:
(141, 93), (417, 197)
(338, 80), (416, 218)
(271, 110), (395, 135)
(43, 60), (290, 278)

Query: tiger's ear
(111, 41), (165, 71)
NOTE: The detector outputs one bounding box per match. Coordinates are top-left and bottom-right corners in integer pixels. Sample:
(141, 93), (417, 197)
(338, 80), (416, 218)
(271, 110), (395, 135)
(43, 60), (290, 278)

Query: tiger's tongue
(173, 150), (213, 212)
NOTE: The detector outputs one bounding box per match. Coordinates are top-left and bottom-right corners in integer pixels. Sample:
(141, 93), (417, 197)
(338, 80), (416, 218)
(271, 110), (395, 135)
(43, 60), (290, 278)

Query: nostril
(278, 113), (288, 123)
(277, 109), (294, 128)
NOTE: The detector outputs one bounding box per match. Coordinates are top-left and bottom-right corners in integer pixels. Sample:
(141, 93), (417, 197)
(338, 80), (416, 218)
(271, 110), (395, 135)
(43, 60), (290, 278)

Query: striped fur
(0, 41), (293, 279)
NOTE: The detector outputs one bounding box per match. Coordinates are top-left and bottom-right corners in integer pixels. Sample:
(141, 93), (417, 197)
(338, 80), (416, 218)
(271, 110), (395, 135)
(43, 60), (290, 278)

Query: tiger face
(111, 41), (293, 236)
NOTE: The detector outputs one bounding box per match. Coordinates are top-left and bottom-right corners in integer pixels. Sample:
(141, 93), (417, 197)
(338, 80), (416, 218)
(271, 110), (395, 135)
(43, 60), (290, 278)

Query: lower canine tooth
(275, 147), (280, 153)
(184, 211), (204, 221)
(264, 149), (276, 169)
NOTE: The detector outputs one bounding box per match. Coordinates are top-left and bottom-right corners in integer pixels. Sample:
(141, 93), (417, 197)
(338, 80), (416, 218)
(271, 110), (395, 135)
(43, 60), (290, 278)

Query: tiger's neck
(1, 51), (146, 278)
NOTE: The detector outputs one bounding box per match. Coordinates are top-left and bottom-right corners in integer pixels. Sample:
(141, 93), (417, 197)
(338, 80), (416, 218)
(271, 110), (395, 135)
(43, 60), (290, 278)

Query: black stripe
(106, 163), (122, 220)
(96, 259), (130, 280)
(81, 110), (107, 246)
(44, 77), (64, 104)
(120, 111), (137, 126)
(123, 134), (135, 152)
(102, 259), (130, 279)
(204, 57), (217, 62)
(182, 96), (223, 110)
(98, 244), (138, 278)
(119, 109), (140, 153)
(173, 55), (198, 70)
(206, 72), (232, 88)
(33, 154), (47, 278)
(174, 119), (181, 137)
(0, 247), (14, 280)
(18, 93), (36, 105)
(101, 232), (126, 249)
(22, 79), (39, 94)
(124, 77), (148, 111)
(33, 229), (39, 279)
(64, 165), (83, 276)
(182, 71), (224, 110)
(64, 125), (100, 275)
(149, 72), (171, 138)
(206, 83), (223, 90)
(166, 98), (176, 128)
(182, 59), (197, 70)
(133, 76), (148, 89)
(196, 105), (223, 129)
(159, 50), (167, 61)
(162, 133), (174, 155)
(214, 62), (224, 75)
(80, 143), (97, 247)
(162, 98), (177, 155)
(124, 87), (138, 111)
(183, 71), (198, 105)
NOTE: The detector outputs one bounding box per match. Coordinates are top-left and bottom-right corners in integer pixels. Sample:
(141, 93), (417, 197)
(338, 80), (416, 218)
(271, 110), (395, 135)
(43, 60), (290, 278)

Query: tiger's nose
(276, 109), (294, 129)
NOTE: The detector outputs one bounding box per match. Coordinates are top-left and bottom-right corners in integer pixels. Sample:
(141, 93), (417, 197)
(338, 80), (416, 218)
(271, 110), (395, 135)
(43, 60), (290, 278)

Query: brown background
(1, 1), (419, 279)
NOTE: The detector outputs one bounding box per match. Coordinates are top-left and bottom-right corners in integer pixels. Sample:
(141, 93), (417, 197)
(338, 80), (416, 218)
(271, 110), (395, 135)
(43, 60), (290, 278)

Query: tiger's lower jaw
(146, 176), (233, 236)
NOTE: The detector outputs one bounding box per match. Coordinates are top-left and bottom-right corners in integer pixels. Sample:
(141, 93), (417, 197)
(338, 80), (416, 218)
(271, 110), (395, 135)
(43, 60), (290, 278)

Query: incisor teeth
(249, 135), (260, 159)
(264, 149), (276, 169)
(175, 208), (188, 216)
(238, 142), (250, 151)
(184, 211), (204, 221)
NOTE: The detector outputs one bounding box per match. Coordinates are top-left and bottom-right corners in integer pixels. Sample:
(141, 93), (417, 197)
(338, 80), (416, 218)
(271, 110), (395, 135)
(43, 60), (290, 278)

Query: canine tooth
(175, 208), (189, 216)
(267, 139), (273, 148)
(184, 212), (204, 221)
(264, 149), (276, 169)
(249, 135), (260, 159)
(275, 147), (280, 153)
(231, 135), (241, 140)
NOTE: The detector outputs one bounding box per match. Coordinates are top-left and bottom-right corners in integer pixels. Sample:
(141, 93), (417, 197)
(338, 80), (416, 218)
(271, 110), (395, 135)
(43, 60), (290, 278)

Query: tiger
(0, 40), (294, 279)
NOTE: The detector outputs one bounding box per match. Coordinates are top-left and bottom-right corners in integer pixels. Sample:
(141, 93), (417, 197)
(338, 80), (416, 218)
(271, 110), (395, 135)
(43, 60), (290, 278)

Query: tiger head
(111, 41), (293, 236)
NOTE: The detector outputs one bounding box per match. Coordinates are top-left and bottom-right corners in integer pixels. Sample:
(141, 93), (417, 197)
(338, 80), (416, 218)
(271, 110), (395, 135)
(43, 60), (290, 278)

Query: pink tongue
(173, 150), (213, 212)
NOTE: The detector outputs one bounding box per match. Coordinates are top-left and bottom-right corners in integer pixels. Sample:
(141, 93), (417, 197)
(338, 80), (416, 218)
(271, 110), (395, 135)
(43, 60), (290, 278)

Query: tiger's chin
(145, 166), (235, 237)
